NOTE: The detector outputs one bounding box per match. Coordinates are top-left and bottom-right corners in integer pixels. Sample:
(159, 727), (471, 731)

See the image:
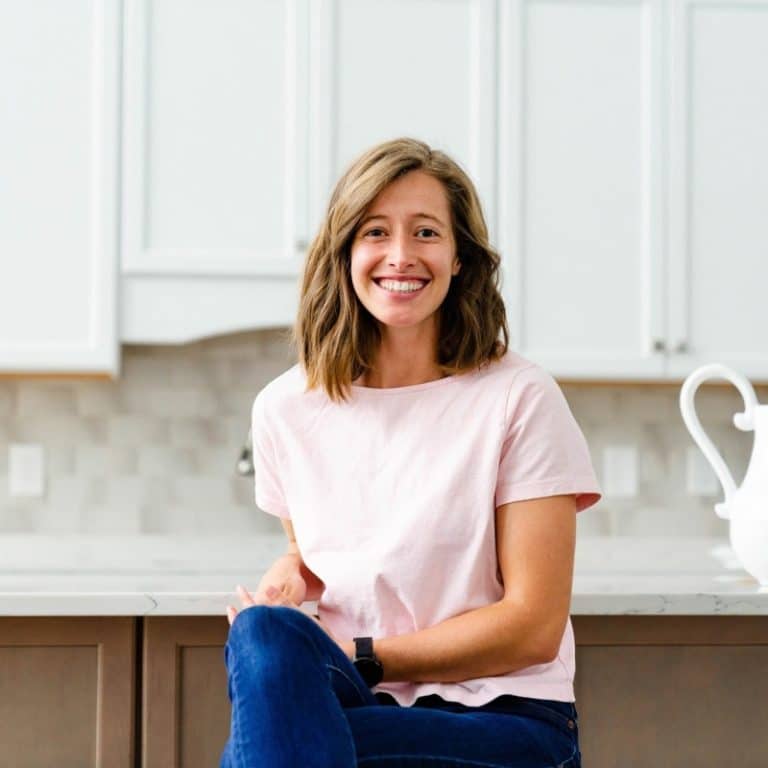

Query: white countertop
(1, 534), (766, 616)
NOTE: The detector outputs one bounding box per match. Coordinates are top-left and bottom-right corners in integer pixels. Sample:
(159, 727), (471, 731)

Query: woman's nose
(387, 234), (415, 268)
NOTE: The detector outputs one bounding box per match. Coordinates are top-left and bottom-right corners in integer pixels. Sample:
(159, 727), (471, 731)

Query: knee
(227, 604), (313, 651)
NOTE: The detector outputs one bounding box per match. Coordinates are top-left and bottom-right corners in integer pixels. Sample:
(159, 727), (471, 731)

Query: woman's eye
(360, 227), (438, 238)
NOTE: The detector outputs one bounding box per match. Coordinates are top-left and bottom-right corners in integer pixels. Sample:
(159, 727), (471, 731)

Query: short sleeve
(495, 366), (601, 512)
(251, 392), (291, 519)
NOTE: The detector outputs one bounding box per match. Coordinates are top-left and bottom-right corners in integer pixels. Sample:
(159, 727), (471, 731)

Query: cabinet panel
(122, 0), (306, 275)
(121, 274), (298, 342)
(0, 617), (136, 768)
(308, 0), (497, 243)
(0, 646), (97, 766)
(668, 0), (768, 380)
(0, 0), (119, 373)
(143, 616), (230, 768)
(499, 0), (665, 378)
(573, 615), (768, 768)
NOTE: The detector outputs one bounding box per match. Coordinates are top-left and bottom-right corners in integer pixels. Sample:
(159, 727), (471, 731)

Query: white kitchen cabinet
(120, 0), (309, 342)
(0, 0), (120, 374)
(666, 0), (768, 380)
(117, 0), (768, 381)
(498, 0), (768, 382)
(498, 0), (667, 379)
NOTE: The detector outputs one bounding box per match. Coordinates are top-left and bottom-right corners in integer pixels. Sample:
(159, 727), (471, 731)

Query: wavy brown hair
(289, 137), (509, 403)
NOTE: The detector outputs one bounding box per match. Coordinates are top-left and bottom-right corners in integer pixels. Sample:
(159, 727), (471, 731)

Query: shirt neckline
(350, 369), (475, 395)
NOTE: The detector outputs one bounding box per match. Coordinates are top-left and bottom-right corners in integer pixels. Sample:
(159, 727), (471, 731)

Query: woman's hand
(226, 583), (297, 624)
(227, 584), (343, 649)
(256, 554), (309, 606)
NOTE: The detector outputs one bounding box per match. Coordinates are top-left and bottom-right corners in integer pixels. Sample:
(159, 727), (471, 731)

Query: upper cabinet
(120, 0), (308, 342)
(666, 0), (768, 380)
(0, 0), (120, 375)
(498, 0), (666, 379)
(499, 0), (768, 381)
(4, 1), (766, 378)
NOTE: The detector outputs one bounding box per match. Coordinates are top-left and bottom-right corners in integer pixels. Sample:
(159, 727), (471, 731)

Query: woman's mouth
(373, 278), (430, 295)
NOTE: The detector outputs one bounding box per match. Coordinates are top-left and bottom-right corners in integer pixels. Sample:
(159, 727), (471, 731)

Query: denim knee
(227, 604), (313, 652)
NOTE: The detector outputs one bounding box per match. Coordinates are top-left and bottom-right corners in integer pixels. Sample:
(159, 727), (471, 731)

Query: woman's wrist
(341, 639), (355, 661)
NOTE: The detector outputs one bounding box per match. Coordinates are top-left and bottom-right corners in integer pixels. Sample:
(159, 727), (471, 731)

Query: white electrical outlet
(685, 445), (720, 496)
(602, 444), (638, 498)
(9, 443), (45, 497)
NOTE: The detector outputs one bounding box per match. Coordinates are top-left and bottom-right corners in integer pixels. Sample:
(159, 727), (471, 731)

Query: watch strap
(353, 636), (374, 659)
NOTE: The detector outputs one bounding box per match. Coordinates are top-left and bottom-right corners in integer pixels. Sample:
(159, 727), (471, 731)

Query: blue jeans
(220, 605), (581, 768)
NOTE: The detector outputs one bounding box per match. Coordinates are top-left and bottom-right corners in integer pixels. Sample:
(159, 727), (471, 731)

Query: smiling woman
(290, 137), (509, 399)
(220, 137), (601, 768)
(348, 170), (461, 386)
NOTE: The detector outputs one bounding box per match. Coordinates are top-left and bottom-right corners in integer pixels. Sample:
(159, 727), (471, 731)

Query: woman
(221, 137), (601, 767)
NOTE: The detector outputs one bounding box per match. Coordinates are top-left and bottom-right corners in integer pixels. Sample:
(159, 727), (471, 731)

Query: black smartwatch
(352, 636), (384, 687)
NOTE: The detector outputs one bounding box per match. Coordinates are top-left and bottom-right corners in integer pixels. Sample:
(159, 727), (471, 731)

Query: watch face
(354, 657), (384, 687)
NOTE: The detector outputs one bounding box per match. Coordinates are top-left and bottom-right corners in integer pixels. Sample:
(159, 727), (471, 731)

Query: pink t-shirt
(251, 349), (601, 706)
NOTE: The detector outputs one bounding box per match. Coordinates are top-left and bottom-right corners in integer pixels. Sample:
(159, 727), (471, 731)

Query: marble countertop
(0, 534), (766, 616)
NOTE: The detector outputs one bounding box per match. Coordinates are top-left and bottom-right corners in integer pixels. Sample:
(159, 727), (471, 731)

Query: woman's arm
(342, 494), (577, 683)
(281, 519), (326, 602)
(227, 519), (327, 625)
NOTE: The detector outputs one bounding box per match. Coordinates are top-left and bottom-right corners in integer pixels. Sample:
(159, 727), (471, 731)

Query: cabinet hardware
(652, 339), (667, 353)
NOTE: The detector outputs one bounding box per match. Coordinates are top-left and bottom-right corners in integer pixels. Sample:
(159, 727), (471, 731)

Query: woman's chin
(372, 311), (439, 332)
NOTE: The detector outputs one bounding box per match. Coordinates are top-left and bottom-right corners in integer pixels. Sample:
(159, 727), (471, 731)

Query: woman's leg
(220, 604), (581, 768)
(220, 604), (380, 768)
(346, 696), (581, 768)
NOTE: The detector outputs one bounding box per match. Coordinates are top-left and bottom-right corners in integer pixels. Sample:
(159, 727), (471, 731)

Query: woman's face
(349, 170), (461, 334)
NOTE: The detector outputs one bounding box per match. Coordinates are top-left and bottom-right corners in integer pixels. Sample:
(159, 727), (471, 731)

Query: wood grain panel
(573, 616), (768, 768)
(0, 617), (136, 768)
(143, 616), (230, 768)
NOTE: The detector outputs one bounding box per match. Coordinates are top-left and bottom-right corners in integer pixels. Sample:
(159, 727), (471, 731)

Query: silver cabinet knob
(674, 341), (689, 354)
(652, 339), (667, 353)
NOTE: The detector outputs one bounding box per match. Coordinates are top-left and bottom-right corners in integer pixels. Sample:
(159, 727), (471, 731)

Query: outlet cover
(602, 444), (638, 497)
(9, 443), (45, 497)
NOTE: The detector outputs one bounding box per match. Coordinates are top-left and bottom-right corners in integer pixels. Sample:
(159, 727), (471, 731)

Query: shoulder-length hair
(288, 136), (509, 403)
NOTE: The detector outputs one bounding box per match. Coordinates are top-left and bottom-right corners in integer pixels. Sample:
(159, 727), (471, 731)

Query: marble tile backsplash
(0, 329), (762, 538)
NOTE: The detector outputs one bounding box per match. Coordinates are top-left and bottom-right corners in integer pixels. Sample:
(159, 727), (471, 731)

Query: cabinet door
(143, 616), (230, 768)
(574, 615), (768, 767)
(498, 0), (666, 379)
(667, 0), (768, 381)
(121, 0), (308, 342)
(308, 0), (497, 244)
(0, 617), (136, 768)
(0, 0), (120, 374)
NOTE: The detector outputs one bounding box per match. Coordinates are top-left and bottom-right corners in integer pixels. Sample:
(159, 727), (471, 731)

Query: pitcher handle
(679, 364), (758, 520)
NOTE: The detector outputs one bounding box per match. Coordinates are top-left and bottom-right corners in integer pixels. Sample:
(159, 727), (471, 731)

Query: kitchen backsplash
(0, 329), (761, 537)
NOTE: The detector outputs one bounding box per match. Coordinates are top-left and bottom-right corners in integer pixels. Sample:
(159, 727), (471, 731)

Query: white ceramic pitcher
(680, 364), (768, 586)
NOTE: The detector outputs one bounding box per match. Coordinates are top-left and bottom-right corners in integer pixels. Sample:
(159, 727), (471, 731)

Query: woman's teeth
(377, 279), (427, 293)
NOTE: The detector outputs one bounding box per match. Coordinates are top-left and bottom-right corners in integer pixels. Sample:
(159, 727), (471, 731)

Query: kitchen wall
(0, 329), (760, 538)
